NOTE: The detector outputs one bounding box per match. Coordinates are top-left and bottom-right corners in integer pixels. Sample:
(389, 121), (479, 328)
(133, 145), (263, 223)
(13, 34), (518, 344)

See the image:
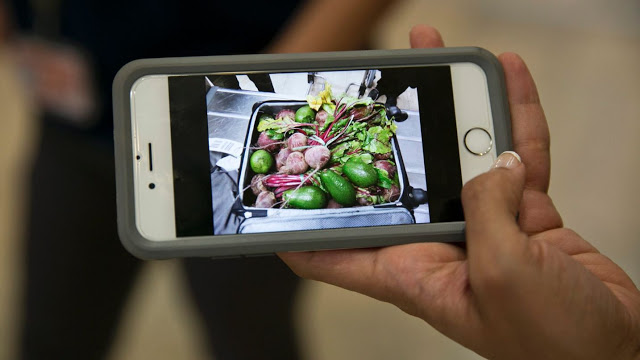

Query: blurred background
(1, 0), (638, 359)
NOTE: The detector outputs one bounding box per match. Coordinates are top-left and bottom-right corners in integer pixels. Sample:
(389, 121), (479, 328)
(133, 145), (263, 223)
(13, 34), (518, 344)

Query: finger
(498, 53), (550, 193)
(462, 152), (528, 279)
(410, 24), (445, 48)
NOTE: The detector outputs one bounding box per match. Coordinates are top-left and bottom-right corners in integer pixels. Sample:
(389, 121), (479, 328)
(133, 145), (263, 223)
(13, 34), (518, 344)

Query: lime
(295, 105), (316, 123)
(250, 150), (274, 174)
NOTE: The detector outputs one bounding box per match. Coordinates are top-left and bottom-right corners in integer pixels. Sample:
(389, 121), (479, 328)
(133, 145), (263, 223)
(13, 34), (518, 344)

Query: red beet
(374, 160), (396, 178)
(326, 199), (343, 208)
(287, 133), (307, 150)
(275, 147), (292, 171)
(281, 152), (309, 174)
(255, 191), (276, 208)
(382, 185), (400, 202)
(315, 110), (329, 128)
(350, 104), (373, 120)
(276, 109), (296, 121)
(304, 146), (330, 169)
(258, 132), (280, 152)
(250, 174), (267, 195)
(374, 152), (392, 160)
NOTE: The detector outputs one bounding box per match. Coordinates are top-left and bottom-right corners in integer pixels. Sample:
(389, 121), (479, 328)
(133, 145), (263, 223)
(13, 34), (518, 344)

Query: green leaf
(330, 143), (349, 163)
(364, 140), (392, 154)
(376, 168), (393, 189)
(266, 129), (284, 140)
(256, 116), (298, 133)
(322, 103), (336, 114)
(339, 95), (374, 109)
(359, 153), (374, 164)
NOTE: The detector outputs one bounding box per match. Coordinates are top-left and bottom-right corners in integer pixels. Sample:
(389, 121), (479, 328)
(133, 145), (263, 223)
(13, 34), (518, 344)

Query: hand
(279, 25), (640, 359)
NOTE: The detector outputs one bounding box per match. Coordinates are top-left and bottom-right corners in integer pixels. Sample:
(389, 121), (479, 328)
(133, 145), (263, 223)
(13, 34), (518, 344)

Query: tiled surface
(1, 2), (638, 359)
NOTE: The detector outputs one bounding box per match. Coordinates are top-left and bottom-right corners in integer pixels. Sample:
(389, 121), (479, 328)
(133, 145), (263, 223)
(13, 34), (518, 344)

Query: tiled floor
(1, 1), (638, 359)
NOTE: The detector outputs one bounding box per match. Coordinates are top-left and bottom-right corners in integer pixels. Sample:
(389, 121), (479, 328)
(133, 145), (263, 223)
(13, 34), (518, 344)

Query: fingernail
(492, 151), (521, 169)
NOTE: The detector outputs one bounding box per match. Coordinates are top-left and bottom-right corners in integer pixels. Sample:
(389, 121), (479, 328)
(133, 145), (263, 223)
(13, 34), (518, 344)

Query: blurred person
(281, 25), (640, 360)
(2, 0), (398, 359)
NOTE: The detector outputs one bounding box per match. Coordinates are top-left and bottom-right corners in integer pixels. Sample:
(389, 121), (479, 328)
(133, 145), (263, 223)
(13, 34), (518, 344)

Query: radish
(326, 199), (343, 208)
(304, 146), (330, 169)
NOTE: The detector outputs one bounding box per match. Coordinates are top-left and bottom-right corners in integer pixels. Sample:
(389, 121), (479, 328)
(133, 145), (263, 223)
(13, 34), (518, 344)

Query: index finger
(499, 53), (551, 193)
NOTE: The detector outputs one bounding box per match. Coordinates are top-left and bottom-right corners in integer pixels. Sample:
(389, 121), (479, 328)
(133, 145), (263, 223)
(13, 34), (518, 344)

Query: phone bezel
(113, 47), (512, 259)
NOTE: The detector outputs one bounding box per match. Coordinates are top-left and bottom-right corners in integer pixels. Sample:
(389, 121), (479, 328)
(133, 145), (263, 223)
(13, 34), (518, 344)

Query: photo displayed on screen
(202, 69), (432, 235)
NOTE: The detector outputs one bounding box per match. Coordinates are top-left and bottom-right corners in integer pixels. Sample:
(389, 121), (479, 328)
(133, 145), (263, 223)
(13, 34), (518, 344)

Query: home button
(464, 128), (493, 156)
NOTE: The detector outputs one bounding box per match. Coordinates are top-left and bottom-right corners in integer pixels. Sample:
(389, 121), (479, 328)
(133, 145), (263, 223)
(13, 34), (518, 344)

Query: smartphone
(113, 47), (511, 259)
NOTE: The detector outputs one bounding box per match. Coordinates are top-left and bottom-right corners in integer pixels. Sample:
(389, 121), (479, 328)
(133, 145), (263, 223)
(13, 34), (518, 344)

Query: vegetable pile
(246, 84), (401, 209)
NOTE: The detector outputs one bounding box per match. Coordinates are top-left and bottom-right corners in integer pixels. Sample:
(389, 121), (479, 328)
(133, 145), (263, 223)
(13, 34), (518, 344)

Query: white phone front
(129, 62), (498, 242)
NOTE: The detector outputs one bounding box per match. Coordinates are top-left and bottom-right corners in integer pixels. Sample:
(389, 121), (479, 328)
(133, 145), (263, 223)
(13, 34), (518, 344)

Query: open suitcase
(233, 100), (428, 234)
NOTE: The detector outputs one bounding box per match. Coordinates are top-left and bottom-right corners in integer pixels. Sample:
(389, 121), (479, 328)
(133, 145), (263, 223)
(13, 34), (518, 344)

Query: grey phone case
(113, 47), (512, 259)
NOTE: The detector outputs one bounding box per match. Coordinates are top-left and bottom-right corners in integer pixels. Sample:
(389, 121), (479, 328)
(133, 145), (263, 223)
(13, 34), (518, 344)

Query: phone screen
(167, 66), (463, 237)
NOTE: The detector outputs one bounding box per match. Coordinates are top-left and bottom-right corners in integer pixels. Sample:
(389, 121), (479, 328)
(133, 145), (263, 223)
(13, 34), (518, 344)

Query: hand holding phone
(280, 25), (640, 360)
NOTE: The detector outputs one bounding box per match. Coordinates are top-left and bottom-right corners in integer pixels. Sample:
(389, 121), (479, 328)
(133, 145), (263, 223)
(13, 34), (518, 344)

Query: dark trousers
(20, 124), (301, 360)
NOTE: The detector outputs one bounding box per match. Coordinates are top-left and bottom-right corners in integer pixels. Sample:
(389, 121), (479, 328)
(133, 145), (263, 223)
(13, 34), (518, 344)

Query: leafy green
(257, 117), (300, 133)
(338, 95), (374, 109)
(376, 168), (393, 189)
(322, 103), (336, 114)
(266, 129), (284, 140)
(362, 126), (394, 154)
(358, 153), (374, 164)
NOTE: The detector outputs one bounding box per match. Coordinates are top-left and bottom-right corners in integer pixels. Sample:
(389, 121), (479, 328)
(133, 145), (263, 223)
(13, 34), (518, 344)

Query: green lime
(295, 105), (316, 123)
(250, 150), (274, 174)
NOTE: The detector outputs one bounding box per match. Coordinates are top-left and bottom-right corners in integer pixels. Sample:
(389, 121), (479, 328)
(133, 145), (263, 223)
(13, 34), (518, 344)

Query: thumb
(462, 151), (527, 275)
